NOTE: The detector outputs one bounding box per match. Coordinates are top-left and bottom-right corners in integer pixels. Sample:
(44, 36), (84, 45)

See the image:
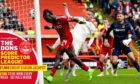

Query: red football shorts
(60, 39), (72, 50)
(100, 46), (112, 56)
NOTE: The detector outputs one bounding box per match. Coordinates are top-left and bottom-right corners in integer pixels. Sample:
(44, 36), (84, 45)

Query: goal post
(34, 0), (44, 84)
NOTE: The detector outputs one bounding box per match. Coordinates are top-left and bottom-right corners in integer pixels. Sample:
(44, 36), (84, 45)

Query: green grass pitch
(44, 69), (140, 84)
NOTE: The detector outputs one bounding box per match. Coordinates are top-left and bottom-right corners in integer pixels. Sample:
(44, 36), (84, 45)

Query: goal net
(1, 0), (35, 34)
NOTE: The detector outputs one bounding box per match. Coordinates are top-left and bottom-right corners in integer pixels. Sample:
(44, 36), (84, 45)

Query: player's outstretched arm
(52, 38), (61, 49)
(62, 3), (86, 24)
(72, 17), (86, 24)
(46, 37), (60, 52)
(44, 25), (53, 29)
(63, 2), (72, 18)
(129, 24), (136, 39)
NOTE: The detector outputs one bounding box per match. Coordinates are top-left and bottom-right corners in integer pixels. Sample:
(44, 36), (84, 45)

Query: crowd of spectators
(95, 0), (140, 46)
(74, 0), (140, 55)
(77, 0), (140, 46)
(0, 0), (25, 34)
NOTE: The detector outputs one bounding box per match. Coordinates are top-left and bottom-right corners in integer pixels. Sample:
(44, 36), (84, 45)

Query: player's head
(103, 18), (109, 25)
(85, 9), (94, 21)
(43, 9), (56, 23)
(116, 11), (125, 22)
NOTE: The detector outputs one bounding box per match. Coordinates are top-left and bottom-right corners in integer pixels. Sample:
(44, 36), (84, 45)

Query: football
(29, 9), (35, 19)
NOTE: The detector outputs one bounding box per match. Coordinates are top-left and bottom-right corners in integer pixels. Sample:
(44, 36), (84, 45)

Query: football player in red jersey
(97, 19), (114, 76)
(43, 9), (94, 83)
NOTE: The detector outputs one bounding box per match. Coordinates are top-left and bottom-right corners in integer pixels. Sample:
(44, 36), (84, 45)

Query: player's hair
(86, 9), (94, 14)
(46, 9), (53, 15)
(43, 9), (56, 23)
(114, 11), (125, 20)
(116, 11), (125, 15)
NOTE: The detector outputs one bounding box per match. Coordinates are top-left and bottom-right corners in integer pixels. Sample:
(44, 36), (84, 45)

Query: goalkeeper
(104, 11), (140, 76)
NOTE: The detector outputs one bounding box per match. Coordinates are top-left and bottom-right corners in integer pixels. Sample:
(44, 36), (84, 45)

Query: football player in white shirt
(46, 3), (97, 81)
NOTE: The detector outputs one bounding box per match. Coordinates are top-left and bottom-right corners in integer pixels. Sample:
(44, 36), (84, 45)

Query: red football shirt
(53, 16), (73, 41)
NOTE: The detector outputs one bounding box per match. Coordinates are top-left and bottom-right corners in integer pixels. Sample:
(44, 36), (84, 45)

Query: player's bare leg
(68, 61), (77, 77)
(60, 59), (69, 76)
(46, 44), (54, 52)
(112, 56), (118, 76)
(127, 52), (140, 74)
(65, 61), (73, 82)
(97, 54), (105, 76)
(44, 48), (65, 83)
(65, 61), (76, 82)
(105, 58), (113, 75)
(46, 38), (60, 52)
(66, 48), (94, 80)
(104, 54), (109, 75)
(104, 58), (109, 75)
(109, 56), (114, 75)
(71, 61), (77, 76)
(104, 62), (109, 75)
